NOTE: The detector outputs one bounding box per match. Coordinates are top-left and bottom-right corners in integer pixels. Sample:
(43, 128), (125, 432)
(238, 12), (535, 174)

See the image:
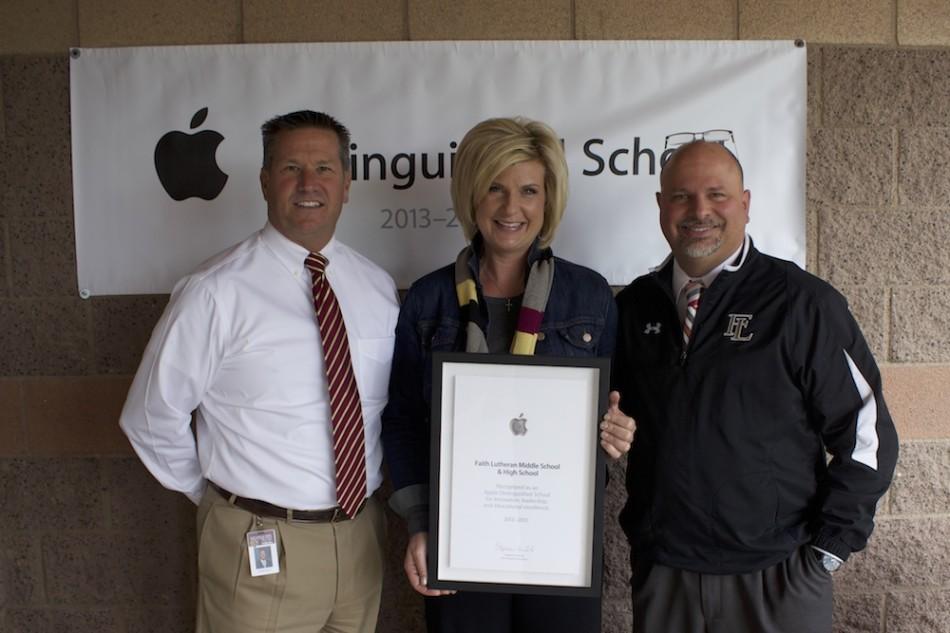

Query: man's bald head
(661, 140), (744, 190)
(655, 140), (751, 277)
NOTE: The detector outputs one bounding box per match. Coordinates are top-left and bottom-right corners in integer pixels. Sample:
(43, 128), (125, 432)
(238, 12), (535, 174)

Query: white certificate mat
(430, 354), (607, 595)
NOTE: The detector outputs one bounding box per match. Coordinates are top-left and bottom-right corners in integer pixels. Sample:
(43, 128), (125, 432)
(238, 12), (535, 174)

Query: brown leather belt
(210, 482), (366, 523)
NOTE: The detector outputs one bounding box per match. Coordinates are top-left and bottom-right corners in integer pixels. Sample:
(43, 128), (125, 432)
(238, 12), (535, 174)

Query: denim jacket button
(582, 332), (592, 343)
(537, 332), (546, 341)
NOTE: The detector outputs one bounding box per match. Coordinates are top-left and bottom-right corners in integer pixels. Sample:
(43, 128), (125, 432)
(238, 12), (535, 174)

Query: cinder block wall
(1, 2), (948, 632)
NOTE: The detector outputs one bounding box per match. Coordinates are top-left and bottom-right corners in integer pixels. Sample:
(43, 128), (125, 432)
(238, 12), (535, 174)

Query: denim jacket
(381, 244), (617, 533)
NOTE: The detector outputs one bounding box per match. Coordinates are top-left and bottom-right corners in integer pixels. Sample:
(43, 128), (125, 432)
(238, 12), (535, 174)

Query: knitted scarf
(454, 238), (555, 355)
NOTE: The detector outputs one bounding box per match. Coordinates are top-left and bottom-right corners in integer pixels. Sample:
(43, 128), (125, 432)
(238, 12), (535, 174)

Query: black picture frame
(427, 352), (609, 596)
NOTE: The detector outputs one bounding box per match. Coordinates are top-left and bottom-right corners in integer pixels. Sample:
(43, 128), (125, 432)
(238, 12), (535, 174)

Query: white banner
(70, 41), (805, 295)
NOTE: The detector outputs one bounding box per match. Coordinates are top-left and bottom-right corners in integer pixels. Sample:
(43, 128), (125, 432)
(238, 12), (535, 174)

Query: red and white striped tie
(305, 252), (366, 518)
(682, 280), (704, 346)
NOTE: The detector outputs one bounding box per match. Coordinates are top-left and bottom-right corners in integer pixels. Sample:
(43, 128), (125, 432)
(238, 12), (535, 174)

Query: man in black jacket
(611, 140), (898, 632)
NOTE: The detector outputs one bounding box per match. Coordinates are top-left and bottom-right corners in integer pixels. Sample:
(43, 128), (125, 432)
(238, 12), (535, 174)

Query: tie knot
(305, 252), (329, 277)
(684, 279), (704, 298)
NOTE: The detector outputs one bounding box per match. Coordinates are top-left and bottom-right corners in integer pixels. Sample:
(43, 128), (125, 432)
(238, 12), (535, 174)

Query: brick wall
(1, 2), (948, 632)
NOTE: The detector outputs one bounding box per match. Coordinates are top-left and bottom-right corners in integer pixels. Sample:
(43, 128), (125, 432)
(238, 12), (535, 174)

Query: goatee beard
(682, 236), (723, 259)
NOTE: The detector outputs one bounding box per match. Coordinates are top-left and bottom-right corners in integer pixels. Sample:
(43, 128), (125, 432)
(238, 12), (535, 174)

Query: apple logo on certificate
(154, 107), (228, 201)
(509, 413), (527, 436)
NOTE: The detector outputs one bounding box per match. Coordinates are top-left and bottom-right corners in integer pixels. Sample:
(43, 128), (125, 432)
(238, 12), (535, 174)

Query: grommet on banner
(79, 289), (91, 299)
(70, 48), (81, 59)
(794, 39), (805, 48)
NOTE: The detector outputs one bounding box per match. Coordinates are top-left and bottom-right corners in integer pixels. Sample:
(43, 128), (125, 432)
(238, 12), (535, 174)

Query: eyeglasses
(664, 129), (737, 156)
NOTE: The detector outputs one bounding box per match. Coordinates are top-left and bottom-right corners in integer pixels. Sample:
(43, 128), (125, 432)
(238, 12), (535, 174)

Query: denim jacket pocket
(414, 319), (460, 407)
(538, 317), (604, 356)
(417, 318), (461, 353)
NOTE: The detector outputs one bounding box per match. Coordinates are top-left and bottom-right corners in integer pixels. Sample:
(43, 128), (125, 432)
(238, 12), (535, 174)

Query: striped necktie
(682, 280), (704, 346)
(304, 252), (366, 518)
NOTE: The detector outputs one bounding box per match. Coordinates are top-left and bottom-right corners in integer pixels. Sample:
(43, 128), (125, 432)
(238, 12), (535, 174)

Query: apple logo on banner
(154, 107), (228, 201)
(510, 413), (528, 436)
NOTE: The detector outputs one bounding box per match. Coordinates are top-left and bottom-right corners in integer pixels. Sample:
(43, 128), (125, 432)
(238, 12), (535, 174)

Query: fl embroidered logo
(723, 314), (754, 341)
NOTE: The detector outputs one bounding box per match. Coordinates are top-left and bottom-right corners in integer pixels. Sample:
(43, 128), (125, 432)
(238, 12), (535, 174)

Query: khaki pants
(196, 486), (386, 633)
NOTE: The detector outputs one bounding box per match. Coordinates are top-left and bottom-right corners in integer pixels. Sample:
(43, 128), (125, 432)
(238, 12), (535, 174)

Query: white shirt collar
(260, 222), (340, 278)
(671, 234), (750, 298)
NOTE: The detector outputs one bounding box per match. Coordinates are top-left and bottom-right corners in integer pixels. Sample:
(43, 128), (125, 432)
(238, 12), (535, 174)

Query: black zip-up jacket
(613, 241), (898, 574)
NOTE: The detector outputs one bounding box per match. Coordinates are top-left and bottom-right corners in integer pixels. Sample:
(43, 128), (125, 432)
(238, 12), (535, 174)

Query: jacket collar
(652, 234), (757, 294)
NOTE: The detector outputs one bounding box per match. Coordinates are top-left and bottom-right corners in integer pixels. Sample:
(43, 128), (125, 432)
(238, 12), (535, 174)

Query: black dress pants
(425, 591), (601, 633)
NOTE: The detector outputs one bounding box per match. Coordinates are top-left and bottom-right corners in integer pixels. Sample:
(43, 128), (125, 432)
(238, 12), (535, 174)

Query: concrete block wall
(1, 1), (948, 632)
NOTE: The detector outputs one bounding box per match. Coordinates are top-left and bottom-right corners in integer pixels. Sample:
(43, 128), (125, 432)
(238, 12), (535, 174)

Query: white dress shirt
(672, 236), (750, 326)
(120, 223), (399, 508)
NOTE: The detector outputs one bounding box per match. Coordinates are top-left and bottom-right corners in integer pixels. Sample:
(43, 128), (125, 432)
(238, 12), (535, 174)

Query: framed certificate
(428, 352), (609, 596)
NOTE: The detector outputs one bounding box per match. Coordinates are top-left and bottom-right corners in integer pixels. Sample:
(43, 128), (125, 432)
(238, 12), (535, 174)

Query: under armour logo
(643, 322), (662, 335)
(723, 314), (754, 341)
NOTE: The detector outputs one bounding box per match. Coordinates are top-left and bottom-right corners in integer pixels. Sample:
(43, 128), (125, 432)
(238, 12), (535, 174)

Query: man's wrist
(810, 545), (843, 572)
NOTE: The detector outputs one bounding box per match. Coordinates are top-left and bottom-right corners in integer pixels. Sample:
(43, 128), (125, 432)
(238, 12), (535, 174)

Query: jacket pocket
(538, 317), (604, 356)
(417, 319), (460, 353)
(712, 472), (779, 543)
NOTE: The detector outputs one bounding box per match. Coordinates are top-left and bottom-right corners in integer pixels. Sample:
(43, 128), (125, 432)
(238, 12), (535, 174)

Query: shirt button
(537, 332), (546, 341)
(582, 332), (592, 343)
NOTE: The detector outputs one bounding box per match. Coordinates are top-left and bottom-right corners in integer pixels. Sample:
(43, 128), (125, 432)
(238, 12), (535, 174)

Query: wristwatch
(815, 549), (842, 573)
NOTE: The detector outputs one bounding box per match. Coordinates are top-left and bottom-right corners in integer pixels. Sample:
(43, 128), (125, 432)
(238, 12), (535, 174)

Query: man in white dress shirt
(121, 110), (399, 633)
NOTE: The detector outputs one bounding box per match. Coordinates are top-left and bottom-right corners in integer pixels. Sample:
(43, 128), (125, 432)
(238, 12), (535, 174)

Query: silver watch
(818, 551), (842, 573)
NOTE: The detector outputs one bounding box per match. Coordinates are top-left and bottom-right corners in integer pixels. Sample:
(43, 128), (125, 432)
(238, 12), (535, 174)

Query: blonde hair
(451, 117), (568, 248)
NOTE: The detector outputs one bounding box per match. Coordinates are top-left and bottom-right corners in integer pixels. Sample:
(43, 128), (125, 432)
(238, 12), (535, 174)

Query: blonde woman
(382, 117), (632, 633)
